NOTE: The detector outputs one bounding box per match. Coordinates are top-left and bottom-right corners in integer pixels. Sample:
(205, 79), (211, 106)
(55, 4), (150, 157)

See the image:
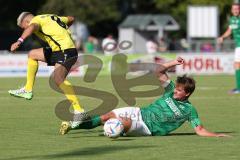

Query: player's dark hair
(176, 75), (195, 97)
(232, 3), (240, 7)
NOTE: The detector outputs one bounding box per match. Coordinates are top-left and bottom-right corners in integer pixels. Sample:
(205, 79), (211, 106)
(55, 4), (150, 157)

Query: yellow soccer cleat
(59, 121), (71, 135)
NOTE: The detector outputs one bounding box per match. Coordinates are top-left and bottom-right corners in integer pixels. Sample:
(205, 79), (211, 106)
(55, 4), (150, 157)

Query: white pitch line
(197, 87), (229, 90)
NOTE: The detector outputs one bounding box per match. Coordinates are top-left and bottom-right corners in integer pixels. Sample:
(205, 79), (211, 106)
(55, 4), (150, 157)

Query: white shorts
(112, 107), (151, 136)
(235, 47), (240, 62)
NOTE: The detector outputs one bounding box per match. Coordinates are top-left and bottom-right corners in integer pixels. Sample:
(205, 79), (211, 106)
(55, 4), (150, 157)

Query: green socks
(236, 69), (240, 89)
(74, 115), (101, 129)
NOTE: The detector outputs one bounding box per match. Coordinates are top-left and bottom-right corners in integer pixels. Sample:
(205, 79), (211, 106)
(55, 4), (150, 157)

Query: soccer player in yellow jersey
(9, 12), (84, 128)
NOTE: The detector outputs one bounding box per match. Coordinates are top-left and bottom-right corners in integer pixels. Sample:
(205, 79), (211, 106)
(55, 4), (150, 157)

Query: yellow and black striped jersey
(30, 14), (75, 52)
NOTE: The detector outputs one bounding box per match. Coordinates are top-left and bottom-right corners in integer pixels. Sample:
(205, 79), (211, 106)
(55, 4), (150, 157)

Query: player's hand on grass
(216, 133), (232, 137)
(10, 41), (21, 52)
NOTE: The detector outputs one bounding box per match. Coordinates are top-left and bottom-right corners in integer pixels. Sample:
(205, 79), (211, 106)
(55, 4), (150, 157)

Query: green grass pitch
(0, 75), (239, 160)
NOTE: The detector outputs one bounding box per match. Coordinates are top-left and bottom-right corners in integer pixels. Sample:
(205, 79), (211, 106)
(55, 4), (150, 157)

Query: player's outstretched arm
(194, 125), (231, 137)
(10, 23), (39, 52)
(217, 27), (231, 44)
(161, 57), (184, 69)
(155, 57), (184, 85)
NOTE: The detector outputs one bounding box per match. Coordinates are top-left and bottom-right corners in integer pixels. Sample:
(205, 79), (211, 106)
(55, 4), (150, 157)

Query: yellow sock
(25, 58), (38, 92)
(59, 80), (84, 112)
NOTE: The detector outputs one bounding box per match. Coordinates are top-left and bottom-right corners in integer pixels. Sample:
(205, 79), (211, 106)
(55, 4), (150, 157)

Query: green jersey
(229, 16), (240, 47)
(140, 81), (201, 136)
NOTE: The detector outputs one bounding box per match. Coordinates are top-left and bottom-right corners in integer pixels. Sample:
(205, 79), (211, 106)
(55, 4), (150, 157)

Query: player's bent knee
(28, 48), (45, 61)
(28, 50), (41, 60)
(53, 75), (64, 86)
(28, 50), (36, 59)
(118, 117), (132, 133)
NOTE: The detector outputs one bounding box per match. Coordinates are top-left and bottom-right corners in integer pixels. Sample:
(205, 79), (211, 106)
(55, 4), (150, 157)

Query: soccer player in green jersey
(9, 12), (85, 127)
(60, 57), (229, 137)
(218, 3), (240, 94)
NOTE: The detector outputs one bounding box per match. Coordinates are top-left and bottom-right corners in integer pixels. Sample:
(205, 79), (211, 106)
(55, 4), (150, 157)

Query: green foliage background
(0, 0), (235, 37)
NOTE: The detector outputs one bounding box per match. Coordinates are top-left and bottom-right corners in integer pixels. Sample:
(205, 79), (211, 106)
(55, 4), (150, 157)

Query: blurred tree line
(0, 0), (234, 39)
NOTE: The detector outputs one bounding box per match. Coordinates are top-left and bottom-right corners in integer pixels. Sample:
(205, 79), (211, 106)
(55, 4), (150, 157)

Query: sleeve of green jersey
(188, 106), (201, 128)
(59, 16), (69, 24)
(164, 80), (175, 94)
(228, 18), (231, 28)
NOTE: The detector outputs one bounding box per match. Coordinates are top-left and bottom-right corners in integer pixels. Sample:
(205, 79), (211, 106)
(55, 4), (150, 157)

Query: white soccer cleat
(8, 87), (33, 100)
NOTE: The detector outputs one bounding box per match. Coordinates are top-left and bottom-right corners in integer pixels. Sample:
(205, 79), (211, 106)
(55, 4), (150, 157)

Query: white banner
(176, 53), (235, 75)
(0, 54), (83, 77)
(0, 53), (235, 77)
(188, 6), (218, 38)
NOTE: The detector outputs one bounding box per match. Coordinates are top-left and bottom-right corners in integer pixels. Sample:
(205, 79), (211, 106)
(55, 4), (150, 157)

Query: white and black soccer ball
(104, 118), (124, 138)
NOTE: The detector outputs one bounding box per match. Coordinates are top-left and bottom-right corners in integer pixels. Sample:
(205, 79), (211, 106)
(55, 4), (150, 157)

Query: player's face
(173, 84), (190, 101)
(20, 17), (31, 29)
(231, 5), (240, 16)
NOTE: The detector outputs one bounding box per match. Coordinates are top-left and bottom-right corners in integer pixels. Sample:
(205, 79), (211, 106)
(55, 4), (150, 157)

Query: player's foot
(59, 121), (71, 135)
(59, 112), (89, 135)
(8, 87), (33, 100)
(228, 88), (240, 94)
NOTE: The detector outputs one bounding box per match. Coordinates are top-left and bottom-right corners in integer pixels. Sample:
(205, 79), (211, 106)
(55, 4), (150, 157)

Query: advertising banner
(3, 53), (233, 77)
(176, 53), (234, 74)
(0, 54), (83, 77)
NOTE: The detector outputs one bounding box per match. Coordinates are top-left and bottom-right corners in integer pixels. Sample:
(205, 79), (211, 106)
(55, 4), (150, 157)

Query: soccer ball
(104, 118), (124, 138)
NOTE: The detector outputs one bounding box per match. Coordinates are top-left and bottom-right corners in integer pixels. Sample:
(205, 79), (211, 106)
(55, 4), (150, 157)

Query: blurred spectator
(84, 36), (95, 54)
(200, 43), (214, 52)
(146, 37), (158, 54)
(168, 38), (181, 51)
(70, 21), (89, 51)
(92, 36), (100, 52)
(102, 34), (117, 55)
(158, 38), (168, 52)
(180, 38), (190, 51)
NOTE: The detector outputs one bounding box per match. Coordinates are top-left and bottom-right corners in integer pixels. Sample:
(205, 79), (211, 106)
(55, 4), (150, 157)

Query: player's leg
(233, 62), (240, 93)
(110, 107), (151, 136)
(59, 107), (150, 136)
(54, 63), (86, 131)
(8, 48), (46, 100)
(75, 107), (150, 136)
(59, 108), (132, 135)
(52, 49), (86, 132)
(230, 47), (240, 94)
(59, 113), (102, 135)
(52, 48), (84, 113)
(53, 63), (84, 113)
(25, 48), (46, 91)
(74, 110), (132, 131)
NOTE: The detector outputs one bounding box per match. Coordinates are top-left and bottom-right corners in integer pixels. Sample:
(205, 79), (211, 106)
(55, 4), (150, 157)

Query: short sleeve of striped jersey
(59, 16), (69, 24)
(29, 16), (41, 25)
(164, 80), (175, 94)
(188, 106), (201, 128)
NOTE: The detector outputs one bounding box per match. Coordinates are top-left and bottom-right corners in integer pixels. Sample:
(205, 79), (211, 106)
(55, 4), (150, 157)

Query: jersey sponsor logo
(165, 97), (182, 116)
(230, 24), (238, 29)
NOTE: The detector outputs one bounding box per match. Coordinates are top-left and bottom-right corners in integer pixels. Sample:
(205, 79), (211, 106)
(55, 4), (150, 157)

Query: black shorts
(43, 47), (78, 71)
